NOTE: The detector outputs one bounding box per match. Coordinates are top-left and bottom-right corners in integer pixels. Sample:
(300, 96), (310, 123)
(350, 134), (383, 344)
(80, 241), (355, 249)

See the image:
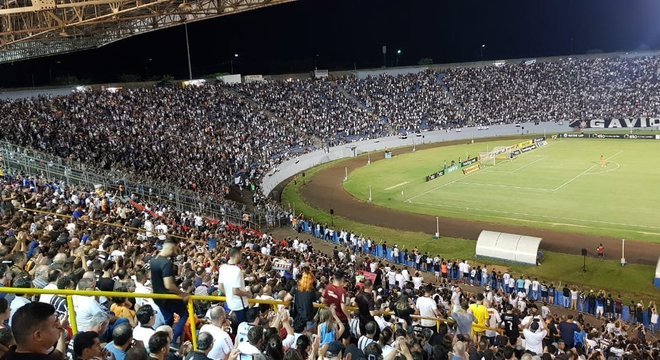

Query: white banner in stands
(217, 74), (242, 84)
(243, 75), (264, 83)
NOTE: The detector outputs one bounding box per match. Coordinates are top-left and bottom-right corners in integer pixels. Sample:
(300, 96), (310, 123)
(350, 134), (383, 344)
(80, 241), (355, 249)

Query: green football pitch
(343, 138), (660, 243)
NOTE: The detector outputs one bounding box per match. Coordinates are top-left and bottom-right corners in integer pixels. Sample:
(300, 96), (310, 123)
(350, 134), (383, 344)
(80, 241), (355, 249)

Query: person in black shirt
(501, 304), (520, 346)
(5, 302), (67, 360)
(150, 239), (189, 347)
(355, 280), (381, 336)
(292, 268), (317, 326)
(557, 315), (579, 349)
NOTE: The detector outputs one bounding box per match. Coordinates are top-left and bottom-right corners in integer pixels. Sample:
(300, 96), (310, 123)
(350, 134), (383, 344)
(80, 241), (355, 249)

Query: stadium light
(397, 49), (402, 54)
(234, 53), (239, 58)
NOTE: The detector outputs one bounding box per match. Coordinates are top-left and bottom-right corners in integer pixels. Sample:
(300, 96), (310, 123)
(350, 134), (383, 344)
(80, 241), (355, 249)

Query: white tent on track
(476, 230), (542, 265)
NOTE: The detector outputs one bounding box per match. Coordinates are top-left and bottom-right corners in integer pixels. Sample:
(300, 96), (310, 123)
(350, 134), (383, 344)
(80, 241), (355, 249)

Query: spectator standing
(557, 315), (580, 349)
(217, 247), (251, 331)
(355, 280), (380, 335)
(416, 284), (440, 333)
(292, 268), (316, 328)
(322, 271), (348, 334)
(149, 239), (189, 346)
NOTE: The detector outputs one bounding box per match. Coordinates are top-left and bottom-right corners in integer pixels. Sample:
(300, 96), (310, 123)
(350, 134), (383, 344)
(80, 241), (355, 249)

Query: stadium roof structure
(0, 0), (295, 63)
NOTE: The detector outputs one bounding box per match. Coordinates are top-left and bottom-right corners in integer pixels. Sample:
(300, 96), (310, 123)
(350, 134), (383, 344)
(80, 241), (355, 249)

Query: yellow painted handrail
(0, 287), (287, 351)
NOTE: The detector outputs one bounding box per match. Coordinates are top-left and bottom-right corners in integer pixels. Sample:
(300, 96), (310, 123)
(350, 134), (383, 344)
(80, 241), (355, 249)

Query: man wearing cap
(323, 341), (344, 360)
(184, 332), (214, 360)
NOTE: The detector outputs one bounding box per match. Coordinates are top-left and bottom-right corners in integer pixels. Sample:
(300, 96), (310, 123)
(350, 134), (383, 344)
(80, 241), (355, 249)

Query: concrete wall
(262, 121), (572, 196)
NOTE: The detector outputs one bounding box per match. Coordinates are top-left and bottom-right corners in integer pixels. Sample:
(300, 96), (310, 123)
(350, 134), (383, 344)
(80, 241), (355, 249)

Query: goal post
(478, 152), (496, 166)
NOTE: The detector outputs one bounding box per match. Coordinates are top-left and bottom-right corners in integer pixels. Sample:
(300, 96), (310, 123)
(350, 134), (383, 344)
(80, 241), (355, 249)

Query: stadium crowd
(338, 71), (463, 133)
(0, 174), (657, 360)
(0, 86), (311, 208)
(232, 79), (384, 146)
(443, 56), (660, 125)
(2, 55), (660, 211)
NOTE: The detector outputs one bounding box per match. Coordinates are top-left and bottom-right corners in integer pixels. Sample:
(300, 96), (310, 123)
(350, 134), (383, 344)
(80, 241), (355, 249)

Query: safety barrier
(0, 286), (474, 349)
(0, 140), (279, 230)
(0, 287), (290, 351)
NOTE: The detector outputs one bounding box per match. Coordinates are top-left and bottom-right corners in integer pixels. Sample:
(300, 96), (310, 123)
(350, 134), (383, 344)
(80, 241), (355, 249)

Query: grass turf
(343, 138), (660, 243)
(281, 145), (659, 302)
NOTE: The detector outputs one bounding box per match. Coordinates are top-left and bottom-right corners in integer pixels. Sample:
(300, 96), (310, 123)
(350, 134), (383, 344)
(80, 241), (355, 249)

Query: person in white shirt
(39, 269), (61, 304)
(8, 277), (32, 328)
(74, 277), (111, 332)
(484, 306), (501, 344)
(522, 321), (547, 355)
(237, 326), (264, 355)
(415, 284), (440, 330)
(387, 269), (397, 289)
(144, 218), (154, 240)
(155, 223), (168, 242)
(200, 306), (234, 360)
(411, 272), (423, 290)
(531, 278), (540, 301)
(394, 269), (405, 289)
(369, 262), (378, 273)
(133, 305), (157, 345)
(401, 269), (410, 283)
(217, 247), (252, 330)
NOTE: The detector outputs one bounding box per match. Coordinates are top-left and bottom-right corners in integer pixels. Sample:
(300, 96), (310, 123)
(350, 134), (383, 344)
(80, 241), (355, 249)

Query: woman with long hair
(393, 294), (415, 331)
(292, 268), (317, 329)
(317, 305), (345, 346)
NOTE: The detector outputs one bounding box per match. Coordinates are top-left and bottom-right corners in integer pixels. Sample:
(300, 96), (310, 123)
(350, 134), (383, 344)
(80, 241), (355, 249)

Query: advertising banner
(460, 157), (479, 168)
(462, 163), (481, 175)
(560, 133), (659, 140)
(520, 144), (537, 153)
(516, 139), (534, 149)
(569, 118), (660, 129)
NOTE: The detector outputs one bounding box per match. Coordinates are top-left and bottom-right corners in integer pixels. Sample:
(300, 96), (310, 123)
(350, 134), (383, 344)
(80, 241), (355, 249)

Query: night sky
(2, 0), (660, 87)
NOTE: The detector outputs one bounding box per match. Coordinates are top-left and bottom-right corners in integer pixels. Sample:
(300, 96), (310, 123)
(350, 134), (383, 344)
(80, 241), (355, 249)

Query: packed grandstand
(0, 54), (658, 360)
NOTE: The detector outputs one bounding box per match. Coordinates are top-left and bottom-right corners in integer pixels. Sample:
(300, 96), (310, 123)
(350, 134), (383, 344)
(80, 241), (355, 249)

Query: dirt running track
(298, 144), (660, 265)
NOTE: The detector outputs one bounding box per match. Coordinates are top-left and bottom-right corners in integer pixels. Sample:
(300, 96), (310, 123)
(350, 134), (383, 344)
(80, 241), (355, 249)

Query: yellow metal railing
(0, 287), (287, 351)
(0, 287), (497, 349)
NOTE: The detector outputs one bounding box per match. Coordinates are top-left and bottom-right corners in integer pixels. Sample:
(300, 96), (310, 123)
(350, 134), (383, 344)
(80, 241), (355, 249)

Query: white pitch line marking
(458, 182), (553, 192)
(410, 199), (660, 231)
(384, 181), (409, 191)
(511, 156), (545, 173)
(405, 171), (481, 202)
(552, 150), (623, 192)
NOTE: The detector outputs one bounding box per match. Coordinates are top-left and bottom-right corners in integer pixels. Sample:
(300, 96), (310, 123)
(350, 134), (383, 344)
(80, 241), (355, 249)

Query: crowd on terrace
(0, 54), (659, 360)
(2, 55), (660, 210)
(0, 174), (656, 360)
